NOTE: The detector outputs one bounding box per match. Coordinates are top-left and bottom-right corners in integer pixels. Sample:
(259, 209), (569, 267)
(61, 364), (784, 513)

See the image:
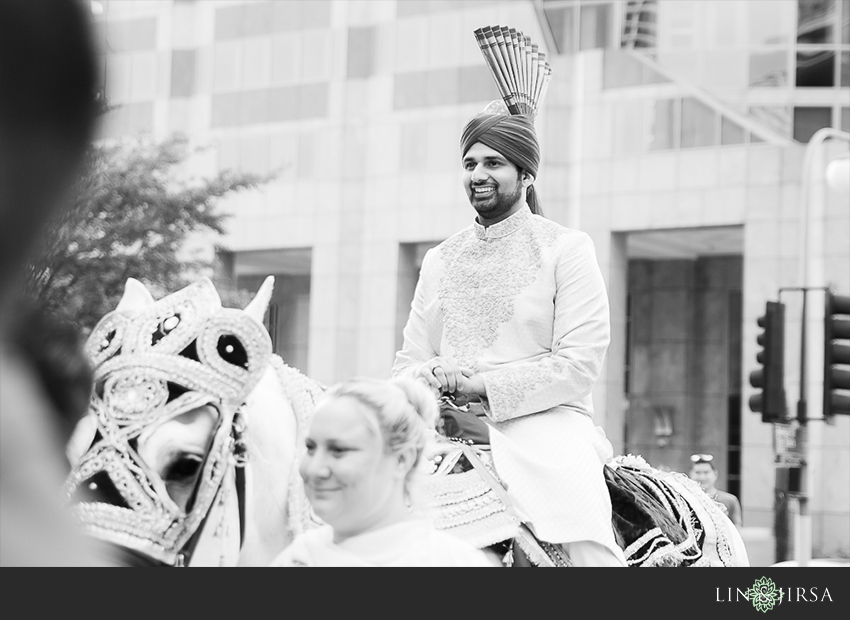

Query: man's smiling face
(462, 142), (527, 226)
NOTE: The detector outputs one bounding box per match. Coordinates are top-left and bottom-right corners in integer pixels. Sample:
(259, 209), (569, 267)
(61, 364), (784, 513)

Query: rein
(171, 408), (250, 568)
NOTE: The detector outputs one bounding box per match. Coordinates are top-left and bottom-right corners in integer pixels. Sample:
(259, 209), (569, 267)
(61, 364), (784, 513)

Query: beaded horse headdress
(64, 276), (273, 566)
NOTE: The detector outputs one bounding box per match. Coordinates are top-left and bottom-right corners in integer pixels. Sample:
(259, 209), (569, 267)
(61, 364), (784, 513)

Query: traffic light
(749, 301), (787, 423)
(823, 290), (850, 422)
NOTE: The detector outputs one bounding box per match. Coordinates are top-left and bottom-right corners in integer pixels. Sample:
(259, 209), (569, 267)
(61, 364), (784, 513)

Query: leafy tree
(23, 132), (270, 332)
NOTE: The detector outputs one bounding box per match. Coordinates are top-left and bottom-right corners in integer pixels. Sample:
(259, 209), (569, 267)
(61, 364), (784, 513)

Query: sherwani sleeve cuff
(479, 355), (601, 423)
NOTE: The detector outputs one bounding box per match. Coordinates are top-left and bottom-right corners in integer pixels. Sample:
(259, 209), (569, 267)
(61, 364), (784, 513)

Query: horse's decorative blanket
(421, 442), (522, 549)
(423, 401), (746, 567)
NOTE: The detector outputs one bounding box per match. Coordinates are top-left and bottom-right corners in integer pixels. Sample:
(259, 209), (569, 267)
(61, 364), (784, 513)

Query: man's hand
(415, 356), (466, 395)
(415, 357), (488, 403)
(449, 369), (485, 406)
(460, 368), (486, 397)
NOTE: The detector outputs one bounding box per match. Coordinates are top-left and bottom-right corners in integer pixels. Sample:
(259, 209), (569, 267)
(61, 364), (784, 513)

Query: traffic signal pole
(756, 286), (847, 565)
(777, 285), (839, 567)
(795, 288), (810, 568)
(791, 128), (849, 567)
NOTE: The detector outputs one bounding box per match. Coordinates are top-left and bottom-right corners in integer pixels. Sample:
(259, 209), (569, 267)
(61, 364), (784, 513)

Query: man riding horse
(391, 104), (627, 566)
(392, 25), (748, 568)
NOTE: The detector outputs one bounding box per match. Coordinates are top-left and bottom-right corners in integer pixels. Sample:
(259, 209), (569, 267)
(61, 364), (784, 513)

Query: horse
(64, 276), (324, 566)
(65, 276), (748, 567)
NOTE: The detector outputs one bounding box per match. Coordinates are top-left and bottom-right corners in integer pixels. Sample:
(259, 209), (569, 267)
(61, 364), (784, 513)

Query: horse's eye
(164, 455), (203, 481)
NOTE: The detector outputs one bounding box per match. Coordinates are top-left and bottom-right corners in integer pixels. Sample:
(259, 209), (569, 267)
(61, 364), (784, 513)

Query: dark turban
(460, 113), (543, 216)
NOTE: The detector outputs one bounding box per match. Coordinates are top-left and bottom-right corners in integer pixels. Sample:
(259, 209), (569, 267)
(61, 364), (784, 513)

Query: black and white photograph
(0, 0), (848, 603)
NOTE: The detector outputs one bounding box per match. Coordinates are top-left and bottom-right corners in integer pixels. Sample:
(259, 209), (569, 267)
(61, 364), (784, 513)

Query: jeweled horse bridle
(162, 406), (250, 568)
(63, 278), (272, 567)
(90, 413), (249, 568)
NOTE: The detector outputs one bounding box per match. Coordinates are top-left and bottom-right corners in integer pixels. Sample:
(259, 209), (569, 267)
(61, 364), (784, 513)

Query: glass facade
(542, 0), (619, 53)
(546, 0), (850, 143)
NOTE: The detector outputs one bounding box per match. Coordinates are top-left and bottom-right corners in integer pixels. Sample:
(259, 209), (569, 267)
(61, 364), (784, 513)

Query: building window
(844, 0), (850, 43)
(647, 98), (679, 151)
(794, 0), (848, 87)
(748, 0), (794, 47)
(580, 2), (615, 50)
(796, 49), (836, 86)
(221, 248), (313, 373)
(347, 26), (376, 79)
(542, 0), (619, 55)
(749, 106), (793, 138)
(396, 241), (441, 352)
(543, 2), (578, 54)
(170, 49), (197, 98)
(797, 0), (836, 45)
(681, 97), (718, 148)
(621, 0), (657, 49)
(793, 106), (833, 142)
(749, 50), (790, 87)
(721, 117), (747, 145)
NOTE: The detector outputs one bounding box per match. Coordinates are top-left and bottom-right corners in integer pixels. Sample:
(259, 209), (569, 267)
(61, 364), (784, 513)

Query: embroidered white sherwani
(393, 206), (619, 554)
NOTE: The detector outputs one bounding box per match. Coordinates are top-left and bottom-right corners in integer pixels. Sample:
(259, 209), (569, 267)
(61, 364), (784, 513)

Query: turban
(460, 113), (540, 177)
(459, 113), (543, 216)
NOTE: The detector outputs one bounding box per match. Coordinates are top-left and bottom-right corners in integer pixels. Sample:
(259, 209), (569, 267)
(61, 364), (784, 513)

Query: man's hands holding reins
(415, 356), (486, 405)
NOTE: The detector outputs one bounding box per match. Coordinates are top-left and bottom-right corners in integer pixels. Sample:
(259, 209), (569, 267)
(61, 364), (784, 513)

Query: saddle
(422, 399), (728, 567)
(421, 400), (571, 566)
(421, 401), (522, 549)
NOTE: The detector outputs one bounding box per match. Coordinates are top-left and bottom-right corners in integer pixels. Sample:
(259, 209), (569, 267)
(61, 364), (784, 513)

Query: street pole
(795, 289), (809, 568)
(796, 128), (850, 567)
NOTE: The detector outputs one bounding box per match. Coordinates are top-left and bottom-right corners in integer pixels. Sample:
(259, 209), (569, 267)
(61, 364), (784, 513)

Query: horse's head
(64, 275), (321, 566)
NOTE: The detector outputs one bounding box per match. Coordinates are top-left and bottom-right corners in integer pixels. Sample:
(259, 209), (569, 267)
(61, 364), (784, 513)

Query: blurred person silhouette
(689, 454), (743, 528)
(0, 0), (109, 565)
(7, 299), (94, 472)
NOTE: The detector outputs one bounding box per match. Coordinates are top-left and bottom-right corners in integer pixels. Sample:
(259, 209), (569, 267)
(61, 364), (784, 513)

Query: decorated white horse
(64, 276), (323, 566)
(65, 276), (748, 567)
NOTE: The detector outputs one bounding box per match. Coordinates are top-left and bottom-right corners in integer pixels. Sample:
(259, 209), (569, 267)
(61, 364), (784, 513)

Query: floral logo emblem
(746, 577), (784, 612)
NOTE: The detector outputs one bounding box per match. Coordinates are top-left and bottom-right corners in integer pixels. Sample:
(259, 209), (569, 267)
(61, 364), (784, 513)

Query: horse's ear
(244, 276), (275, 324)
(115, 278), (155, 312)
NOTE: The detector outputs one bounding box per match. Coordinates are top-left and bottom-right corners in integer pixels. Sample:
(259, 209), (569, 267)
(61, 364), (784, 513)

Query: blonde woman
(270, 377), (495, 567)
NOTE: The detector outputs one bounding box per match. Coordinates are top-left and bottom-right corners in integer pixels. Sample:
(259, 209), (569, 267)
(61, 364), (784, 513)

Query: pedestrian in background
(690, 454), (743, 528)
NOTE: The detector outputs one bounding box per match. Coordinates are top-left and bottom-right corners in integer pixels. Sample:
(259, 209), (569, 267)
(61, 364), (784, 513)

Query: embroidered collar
(473, 206), (532, 240)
